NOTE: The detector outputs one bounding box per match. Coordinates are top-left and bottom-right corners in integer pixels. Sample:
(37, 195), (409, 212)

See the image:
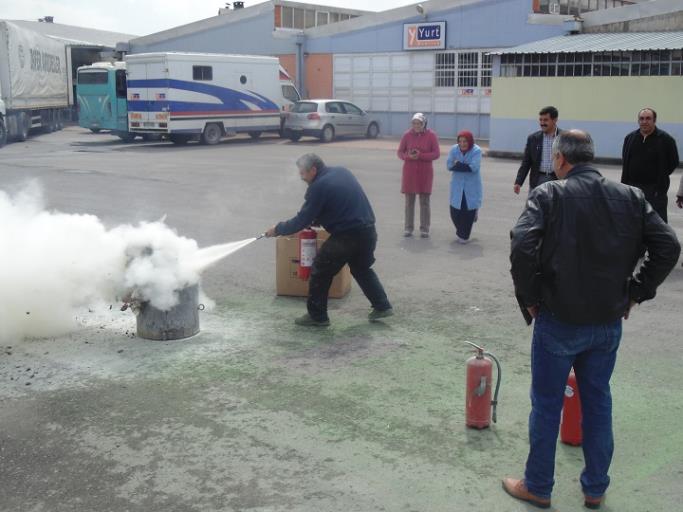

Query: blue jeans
(524, 309), (622, 499)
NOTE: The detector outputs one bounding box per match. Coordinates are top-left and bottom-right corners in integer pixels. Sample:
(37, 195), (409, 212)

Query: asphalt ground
(1, 127), (682, 512)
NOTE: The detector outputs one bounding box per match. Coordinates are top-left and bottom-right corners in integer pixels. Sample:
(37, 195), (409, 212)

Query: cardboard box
(276, 229), (352, 298)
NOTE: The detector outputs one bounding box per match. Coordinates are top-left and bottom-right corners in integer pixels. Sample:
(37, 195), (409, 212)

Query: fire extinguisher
(464, 341), (502, 429)
(298, 228), (317, 280)
(560, 369), (582, 446)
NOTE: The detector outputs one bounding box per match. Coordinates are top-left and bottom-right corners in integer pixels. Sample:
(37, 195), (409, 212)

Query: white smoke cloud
(0, 183), (252, 342)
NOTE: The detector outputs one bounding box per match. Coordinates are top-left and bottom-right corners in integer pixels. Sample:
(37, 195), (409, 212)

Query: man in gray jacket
(505, 130), (680, 510)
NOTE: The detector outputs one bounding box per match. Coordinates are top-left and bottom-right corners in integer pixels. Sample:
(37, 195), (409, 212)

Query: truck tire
(16, 112), (30, 141)
(248, 131), (262, 140)
(0, 118), (7, 148)
(201, 123), (222, 145)
(320, 124), (335, 143)
(117, 132), (136, 143)
(142, 133), (162, 142)
(56, 110), (64, 130)
(170, 134), (191, 145)
(90, 128), (101, 133)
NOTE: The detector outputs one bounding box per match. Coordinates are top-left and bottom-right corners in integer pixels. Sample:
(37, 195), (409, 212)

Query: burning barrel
(135, 284), (200, 340)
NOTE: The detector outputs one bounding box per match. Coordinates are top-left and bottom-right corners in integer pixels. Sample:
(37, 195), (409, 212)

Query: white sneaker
(456, 236), (470, 244)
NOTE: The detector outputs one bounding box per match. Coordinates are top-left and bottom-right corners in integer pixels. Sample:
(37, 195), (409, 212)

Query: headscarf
(457, 130), (474, 153)
(411, 112), (427, 129)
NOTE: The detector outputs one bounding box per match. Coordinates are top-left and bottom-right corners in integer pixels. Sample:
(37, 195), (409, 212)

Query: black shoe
(294, 314), (330, 327)
(368, 308), (394, 322)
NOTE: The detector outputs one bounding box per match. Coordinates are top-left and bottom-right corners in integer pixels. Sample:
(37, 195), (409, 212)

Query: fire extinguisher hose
(484, 351), (502, 423)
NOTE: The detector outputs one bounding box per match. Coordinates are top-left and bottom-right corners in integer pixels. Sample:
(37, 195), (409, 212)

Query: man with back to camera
(505, 130), (680, 510)
(265, 153), (393, 327)
(621, 107), (679, 223)
(514, 106), (562, 195)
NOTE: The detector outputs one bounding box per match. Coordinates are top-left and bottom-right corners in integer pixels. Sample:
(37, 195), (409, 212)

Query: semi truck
(125, 52), (300, 145)
(0, 21), (70, 147)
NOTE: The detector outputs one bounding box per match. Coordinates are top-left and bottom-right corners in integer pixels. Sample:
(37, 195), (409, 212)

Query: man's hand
(526, 305), (539, 319)
(514, 184), (521, 195)
(676, 196), (683, 208)
(623, 300), (637, 320)
(264, 226), (277, 238)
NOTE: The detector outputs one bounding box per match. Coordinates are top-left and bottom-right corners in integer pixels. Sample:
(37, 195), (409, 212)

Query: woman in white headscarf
(396, 113), (440, 238)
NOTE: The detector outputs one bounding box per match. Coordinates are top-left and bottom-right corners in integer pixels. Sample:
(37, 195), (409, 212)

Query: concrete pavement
(1, 127), (682, 512)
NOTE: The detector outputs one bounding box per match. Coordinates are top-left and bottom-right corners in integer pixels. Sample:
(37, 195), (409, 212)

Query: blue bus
(77, 61), (158, 142)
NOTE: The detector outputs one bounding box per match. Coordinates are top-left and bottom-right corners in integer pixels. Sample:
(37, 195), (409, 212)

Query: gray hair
(552, 129), (594, 165)
(296, 153), (325, 172)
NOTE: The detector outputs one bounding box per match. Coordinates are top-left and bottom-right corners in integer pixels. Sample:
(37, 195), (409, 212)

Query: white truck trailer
(0, 21), (70, 147)
(125, 52), (299, 145)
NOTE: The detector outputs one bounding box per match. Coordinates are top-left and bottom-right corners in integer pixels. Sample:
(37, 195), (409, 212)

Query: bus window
(115, 69), (127, 98)
(78, 70), (108, 85)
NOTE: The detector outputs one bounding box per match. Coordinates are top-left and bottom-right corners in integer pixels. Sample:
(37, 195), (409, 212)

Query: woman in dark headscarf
(446, 130), (482, 243)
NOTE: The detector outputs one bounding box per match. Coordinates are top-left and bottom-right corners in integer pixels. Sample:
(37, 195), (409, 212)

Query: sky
(1, 0), (419, 37)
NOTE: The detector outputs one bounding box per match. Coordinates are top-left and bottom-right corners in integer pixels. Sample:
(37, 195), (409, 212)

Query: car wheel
(90, 128), (101, 133)
(320, 124), (335, 143)
(366, 122), (379, 139)
(201, 123), (222, 145)
(248, 131), (262, 140)
(288, 132), (301, 142)
(0, 118), (7, 148)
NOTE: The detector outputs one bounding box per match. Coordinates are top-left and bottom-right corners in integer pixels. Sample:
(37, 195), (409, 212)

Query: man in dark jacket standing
(514, 106), (562, 195)
(621, 107), (679, 222)
(265, 153), (393, 327)
(504, 130), (680, 510)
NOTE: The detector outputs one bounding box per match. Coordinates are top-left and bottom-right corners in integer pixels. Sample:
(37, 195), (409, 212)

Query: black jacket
(515, 128), (563, 189)
(275, 166), (375, 236)
(511, 164), (680, 325)
(621, 127), (679, 194)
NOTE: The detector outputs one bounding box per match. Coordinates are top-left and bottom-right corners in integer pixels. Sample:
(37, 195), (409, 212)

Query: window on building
(672, 49), (683, 75)
(282, 6), (293, 28)
(317, 12), (329, 26)
(292, 7), (305, 29)
(193, 65), (213, 81)
(458, 52), (479, 87)
(330, 12), (340, 23)
(305, 9), (316, 29)
(481, 53), (493, 85)
(435, 52), (456, 87)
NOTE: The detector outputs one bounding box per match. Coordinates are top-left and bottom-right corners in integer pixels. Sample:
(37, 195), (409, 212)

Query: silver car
(283, 99), (380, 143)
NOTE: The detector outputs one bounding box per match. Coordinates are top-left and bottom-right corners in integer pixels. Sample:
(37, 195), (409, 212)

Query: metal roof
(492, 31), (683, 54)
(5, 20), (136, 47)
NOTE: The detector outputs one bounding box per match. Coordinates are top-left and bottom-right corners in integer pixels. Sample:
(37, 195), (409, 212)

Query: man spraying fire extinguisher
(265, 153), (393, 327)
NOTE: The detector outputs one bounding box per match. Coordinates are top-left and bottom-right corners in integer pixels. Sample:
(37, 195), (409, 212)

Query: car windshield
(292, 102), (318, 113)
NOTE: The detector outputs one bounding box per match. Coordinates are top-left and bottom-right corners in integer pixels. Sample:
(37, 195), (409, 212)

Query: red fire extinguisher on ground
(561, 369), (582, 446)
(298, 228), (317, 280)
(464, 341), (502, 429)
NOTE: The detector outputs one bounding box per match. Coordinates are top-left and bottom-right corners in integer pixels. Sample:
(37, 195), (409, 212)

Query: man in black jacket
(265, 153), (393, 327)
(504, 130), (680, 510)
(514, 106), (562, 195)
(621, 107), (679, 222)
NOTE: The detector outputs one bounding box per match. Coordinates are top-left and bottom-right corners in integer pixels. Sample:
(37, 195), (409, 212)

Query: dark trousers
(632, 184), (668, 223)
(449, 193), (477, 240)
(307, 226), (392, 321)
(525, 310), (621, 499)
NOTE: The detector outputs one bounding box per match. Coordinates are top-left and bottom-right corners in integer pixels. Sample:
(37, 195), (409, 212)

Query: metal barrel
(136, 284), (200, 341)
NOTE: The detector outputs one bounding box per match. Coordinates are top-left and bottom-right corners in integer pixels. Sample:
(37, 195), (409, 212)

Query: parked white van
(125, 52), (299, 145)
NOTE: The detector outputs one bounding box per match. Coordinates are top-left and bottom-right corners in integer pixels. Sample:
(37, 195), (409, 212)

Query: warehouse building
(127, 0), (574, 138)
(489, 0), (683, 159)
(125, 0), (681, 148)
